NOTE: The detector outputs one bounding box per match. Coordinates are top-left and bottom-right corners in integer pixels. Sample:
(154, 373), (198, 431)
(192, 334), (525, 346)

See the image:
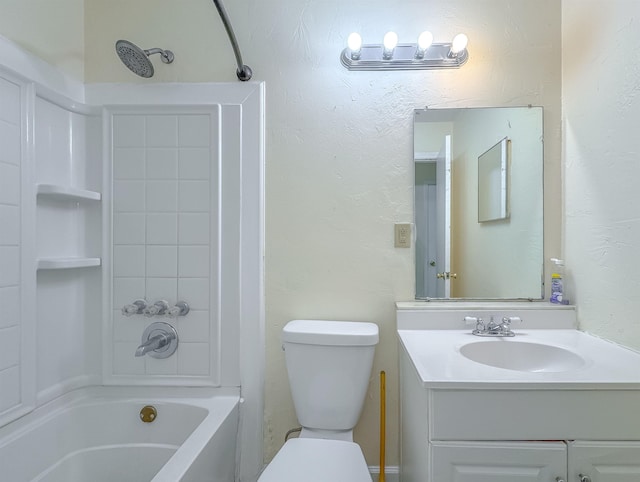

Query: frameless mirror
(478, 137), (509, 223)
(414, 106), (543, 299)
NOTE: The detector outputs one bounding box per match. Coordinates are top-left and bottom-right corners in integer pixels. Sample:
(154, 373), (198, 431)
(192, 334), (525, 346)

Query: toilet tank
(282, 320), (379, 431)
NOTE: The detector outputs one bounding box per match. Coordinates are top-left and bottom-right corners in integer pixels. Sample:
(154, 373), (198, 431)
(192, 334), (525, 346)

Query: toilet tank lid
(282, 320), (379, 346)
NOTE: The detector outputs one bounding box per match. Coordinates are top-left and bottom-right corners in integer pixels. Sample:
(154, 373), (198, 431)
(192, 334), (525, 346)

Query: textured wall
(85, 0), (562, 465)
(0, 0), (84, 81)
(563, 1), (640, 349)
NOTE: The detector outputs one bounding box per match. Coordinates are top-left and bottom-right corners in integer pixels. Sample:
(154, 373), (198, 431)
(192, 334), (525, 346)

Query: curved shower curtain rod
(212, 0), (253, 81)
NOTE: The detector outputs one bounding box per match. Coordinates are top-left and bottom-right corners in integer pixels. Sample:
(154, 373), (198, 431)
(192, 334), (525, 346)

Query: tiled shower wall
(110, 107), (220, 382)
(0, 74), (22, 414)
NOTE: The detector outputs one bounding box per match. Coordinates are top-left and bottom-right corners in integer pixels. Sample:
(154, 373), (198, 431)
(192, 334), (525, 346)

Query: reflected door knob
(556, 478), (566, 482)
(436, 272), (445, 279)
(578, 475), (591, 482)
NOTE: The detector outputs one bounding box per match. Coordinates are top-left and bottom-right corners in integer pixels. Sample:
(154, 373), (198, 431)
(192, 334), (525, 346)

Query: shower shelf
(36, 257), (102, 270)
(36, 184), (101, 202)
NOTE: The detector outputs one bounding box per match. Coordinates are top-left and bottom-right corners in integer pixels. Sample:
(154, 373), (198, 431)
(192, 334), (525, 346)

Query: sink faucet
(471, 316), (519, 337)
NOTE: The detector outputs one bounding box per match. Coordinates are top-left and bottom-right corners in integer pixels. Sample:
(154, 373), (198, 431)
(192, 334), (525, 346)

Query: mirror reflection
(478, 137), (509, 223)
(414, 106), (544, 299)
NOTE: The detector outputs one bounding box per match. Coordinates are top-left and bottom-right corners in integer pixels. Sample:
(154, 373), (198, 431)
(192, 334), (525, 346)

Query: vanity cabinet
(399, 349), (640, 482)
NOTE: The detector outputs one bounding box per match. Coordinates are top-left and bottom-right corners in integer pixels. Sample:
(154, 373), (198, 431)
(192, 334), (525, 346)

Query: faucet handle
(464, 316), (483, 325)
(166, 301), (190, 318)
(502, 316), (522, 325)
(144, 300), (169, 317)
(121, 299), (147, 316)
(465, 316), (485, 333)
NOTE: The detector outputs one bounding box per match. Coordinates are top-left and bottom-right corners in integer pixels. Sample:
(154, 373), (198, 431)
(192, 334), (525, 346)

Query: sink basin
(459, 340), (586, 373)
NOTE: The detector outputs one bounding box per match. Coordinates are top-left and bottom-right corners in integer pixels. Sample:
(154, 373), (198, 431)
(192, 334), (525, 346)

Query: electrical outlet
(394, 223), (412, 248)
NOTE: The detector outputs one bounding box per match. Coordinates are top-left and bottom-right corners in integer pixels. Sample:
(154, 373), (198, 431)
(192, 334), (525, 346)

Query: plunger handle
(380, 370), (386, 482)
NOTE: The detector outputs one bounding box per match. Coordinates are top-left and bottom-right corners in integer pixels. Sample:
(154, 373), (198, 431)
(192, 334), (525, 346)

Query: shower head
(115, 40), (174, 78)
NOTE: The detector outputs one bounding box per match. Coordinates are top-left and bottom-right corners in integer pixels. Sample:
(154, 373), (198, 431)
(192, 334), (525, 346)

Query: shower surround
(0, 35), (264, 481)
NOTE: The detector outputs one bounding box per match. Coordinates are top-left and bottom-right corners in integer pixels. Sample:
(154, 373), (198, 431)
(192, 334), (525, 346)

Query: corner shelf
(36, 184), (101, 202)
(37, 257), (102, 270)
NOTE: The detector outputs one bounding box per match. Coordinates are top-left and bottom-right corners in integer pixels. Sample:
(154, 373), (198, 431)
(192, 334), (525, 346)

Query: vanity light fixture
(340, 31), (469, 71)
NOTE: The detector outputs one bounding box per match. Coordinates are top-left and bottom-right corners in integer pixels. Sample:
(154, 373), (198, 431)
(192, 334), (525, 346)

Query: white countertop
(398, 329), (640, 389)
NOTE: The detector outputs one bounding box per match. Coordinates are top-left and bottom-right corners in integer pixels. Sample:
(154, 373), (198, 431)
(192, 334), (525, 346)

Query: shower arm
(143, 48), (174, 64)
(211, 0), (253, 81)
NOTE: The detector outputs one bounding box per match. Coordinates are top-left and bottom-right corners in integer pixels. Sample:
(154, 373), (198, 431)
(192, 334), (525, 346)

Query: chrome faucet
(471, 316), (520, 337)
(135, 332), (173, 356)
(135, 322), (178, 358)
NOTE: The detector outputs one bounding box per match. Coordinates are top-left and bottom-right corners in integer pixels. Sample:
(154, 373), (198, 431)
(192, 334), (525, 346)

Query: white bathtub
(0, 386), (239, 482)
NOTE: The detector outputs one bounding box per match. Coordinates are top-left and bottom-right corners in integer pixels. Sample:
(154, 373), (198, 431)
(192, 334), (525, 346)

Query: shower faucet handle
(122, 299), (147, 317)
(144, 300), (170, 317)
(166, 301), (190, 318)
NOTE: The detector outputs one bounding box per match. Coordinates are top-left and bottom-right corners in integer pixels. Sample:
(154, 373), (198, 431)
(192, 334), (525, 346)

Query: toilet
(258, 319), (379, 482)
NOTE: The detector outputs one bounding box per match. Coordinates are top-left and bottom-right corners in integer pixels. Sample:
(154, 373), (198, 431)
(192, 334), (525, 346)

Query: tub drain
(140, 405), (157, 423)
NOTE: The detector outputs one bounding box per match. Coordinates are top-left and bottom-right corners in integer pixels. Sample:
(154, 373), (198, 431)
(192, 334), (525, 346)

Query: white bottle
(550, 258), (566, 304)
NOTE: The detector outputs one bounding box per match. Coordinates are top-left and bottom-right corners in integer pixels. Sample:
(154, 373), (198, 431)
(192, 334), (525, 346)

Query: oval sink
(459, 340), (586, 373)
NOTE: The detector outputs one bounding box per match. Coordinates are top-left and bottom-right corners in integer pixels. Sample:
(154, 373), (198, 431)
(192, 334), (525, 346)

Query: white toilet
(258, 319), (379, 482)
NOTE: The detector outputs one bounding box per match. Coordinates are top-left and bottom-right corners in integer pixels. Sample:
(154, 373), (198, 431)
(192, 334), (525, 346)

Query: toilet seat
(257, 438), (372, 482)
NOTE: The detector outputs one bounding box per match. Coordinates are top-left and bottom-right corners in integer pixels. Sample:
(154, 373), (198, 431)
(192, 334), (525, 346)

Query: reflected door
(435, 135), (451, 298)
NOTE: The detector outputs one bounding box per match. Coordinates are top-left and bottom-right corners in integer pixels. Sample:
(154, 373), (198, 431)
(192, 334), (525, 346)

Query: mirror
(478, 137), (509, 223)
(414, 106), (543, 299)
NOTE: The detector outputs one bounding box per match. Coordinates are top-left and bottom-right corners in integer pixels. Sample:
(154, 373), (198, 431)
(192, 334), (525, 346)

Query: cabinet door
(569, 441), (640, 481)
(431, 442), (567, 482)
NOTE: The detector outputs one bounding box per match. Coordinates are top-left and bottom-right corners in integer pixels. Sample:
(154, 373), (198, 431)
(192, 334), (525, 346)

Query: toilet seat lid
(258, 438), (372, 482)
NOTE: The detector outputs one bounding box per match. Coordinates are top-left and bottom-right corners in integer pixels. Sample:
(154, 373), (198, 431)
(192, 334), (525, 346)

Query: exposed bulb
(383, 31), (399, 50)
(450, 33), (468, 55)
(415, 31), (434, 59)
(347, 32), (362, 51)
(383, 31), (398, 59)
(418, 31), (433, 50)
(347, 32), (362, 60)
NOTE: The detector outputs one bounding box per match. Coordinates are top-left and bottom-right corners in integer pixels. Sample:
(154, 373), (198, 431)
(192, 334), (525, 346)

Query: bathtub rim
(0, 385), (240, 482)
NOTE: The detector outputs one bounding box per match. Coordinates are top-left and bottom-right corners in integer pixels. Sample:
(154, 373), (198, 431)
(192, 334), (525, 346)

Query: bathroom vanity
(397, 302), (640, 482)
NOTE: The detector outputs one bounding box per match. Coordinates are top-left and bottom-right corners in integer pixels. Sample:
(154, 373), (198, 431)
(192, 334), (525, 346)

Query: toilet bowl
(258, 319), (379, 482)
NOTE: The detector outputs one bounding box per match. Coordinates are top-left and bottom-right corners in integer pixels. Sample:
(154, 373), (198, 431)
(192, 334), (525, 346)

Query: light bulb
(383, 31), (399, 50)
(347, 32), (362, 52)
(415, 31), (434, 59)
(347, 32), (362, 60)
(450, 33), (468, 55)
(418, 31), (433, 50)
(383, 31), (398, 59)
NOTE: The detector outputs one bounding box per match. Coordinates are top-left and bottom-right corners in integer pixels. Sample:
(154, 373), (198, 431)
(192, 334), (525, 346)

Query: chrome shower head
(115, 40), (174, 78)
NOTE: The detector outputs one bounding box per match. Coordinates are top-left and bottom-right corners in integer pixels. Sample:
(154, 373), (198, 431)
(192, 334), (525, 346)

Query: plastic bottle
(549, 258), (567, 304)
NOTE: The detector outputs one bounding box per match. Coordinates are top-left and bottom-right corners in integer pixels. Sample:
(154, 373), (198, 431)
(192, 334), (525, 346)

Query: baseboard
(369, 465), (400, 482)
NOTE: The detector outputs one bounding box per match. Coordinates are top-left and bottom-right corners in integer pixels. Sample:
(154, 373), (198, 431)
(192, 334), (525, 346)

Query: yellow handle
(380, 370), (386, 482)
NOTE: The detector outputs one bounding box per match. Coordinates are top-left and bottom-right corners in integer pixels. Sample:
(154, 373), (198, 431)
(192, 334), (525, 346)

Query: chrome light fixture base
(341, 43), (469, 71)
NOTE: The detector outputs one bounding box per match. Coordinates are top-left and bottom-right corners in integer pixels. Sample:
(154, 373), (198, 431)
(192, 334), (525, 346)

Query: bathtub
(0, 386), (239, 482)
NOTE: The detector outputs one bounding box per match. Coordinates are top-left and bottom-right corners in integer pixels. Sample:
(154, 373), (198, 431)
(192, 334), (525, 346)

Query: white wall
(0, 0), (84, 82)
(85, 0), (562, 465)
(0, 38), (102, 427)
(563, 1), (640, 349)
